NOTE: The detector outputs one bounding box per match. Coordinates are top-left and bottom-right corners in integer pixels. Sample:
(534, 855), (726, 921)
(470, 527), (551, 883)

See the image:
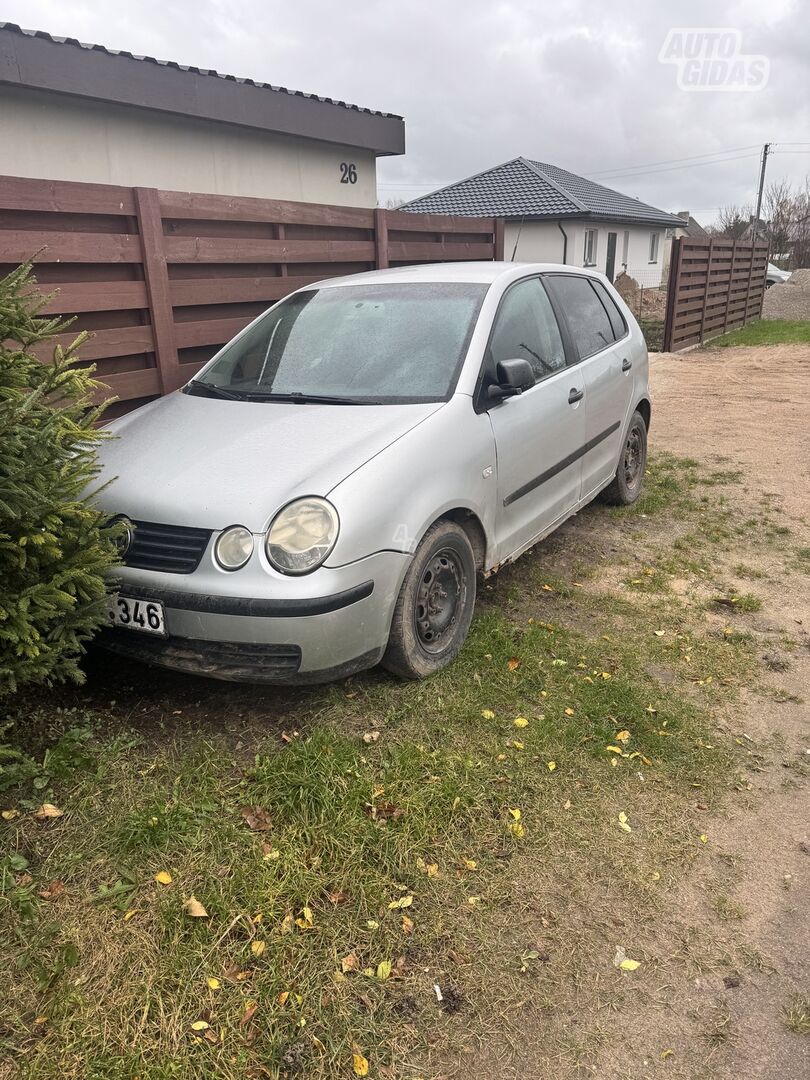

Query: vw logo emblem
(112, 516), (134, 556)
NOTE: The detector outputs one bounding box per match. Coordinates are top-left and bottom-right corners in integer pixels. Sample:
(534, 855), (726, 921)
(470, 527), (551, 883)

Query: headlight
(215, 525), (254, 570)
(266, 497), (339, 575)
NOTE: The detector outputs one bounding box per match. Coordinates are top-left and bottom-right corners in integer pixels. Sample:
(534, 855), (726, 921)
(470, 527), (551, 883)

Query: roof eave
(0, 23), (405, 156)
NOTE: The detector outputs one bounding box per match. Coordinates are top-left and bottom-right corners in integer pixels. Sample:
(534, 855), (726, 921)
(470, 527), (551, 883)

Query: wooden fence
(663, 236), (768, 352)
(0, 175), (504, 417)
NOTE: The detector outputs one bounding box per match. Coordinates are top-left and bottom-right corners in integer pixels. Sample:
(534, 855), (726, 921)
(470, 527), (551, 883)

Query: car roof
(312, 261), (607, 289)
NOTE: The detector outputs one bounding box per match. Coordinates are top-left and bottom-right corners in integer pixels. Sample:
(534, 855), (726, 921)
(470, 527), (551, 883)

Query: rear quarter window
(591, 280), (628, 341)
(545, 274), (615, 360)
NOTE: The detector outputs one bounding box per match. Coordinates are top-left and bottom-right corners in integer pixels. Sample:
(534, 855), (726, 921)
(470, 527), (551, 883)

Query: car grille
(125, 520), (212, 575)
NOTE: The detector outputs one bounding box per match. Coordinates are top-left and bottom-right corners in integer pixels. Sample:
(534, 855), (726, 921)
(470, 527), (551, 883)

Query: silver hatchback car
(97, 262), (649, 684)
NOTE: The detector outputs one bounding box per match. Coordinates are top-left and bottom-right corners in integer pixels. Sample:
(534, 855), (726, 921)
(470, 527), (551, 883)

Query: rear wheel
(601, 411), (647, 506)
(382, 520), (476, 680)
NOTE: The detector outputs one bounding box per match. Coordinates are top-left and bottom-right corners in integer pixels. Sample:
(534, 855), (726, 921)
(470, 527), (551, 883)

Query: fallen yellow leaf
(547, 761), (557, 771)
(295, 906), (314, 929)
(513, 716), (529, 728)
(388, 894), (413, 910)
(366, 919), (380, 930)
(190, 1020), (209, 1032)
(699, 834), (708, 843)
(183, 896), (208, 918)
(352, 1050), (370, 1076)
(207, 977), (221, 990)
(33, 803), (63, 821)
(341, 953), (359, 973)
(653, 629), (666, 637)
(251, 940), (266, 957)
(508, 807), (522, 820)
(417, 857), (439, 877)
(1, 809), (19, 821)
(462, 858), (477, 871)
(620, 958), (641, 971)
(618, 812), (632, 833)
(280, 912), (295, 934)
(564, 708), (575, 717)
(507, 657), (521, 671)
(376, 959), (392, 980)
(154, 870), (173, 886)
(277, 990), (290, 1005)
(401, 914), (414, 934)
(481, 709), (496, 720)
(508, 821), (525, 839)
(615, 730), (631, 743)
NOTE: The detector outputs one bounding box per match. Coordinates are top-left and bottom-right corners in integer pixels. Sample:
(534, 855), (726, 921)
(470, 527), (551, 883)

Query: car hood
(96, 391), (444, 531)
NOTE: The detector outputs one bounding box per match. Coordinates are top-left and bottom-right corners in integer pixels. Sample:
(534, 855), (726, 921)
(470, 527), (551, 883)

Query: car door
(481, 276), (587, 563)
(545, 274), (631, 500)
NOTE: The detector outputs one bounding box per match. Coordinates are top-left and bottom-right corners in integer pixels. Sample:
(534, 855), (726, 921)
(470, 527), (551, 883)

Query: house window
(583, 228), (597, 266)
(621, 230), (630, 268)
(649, 232), (660, 263)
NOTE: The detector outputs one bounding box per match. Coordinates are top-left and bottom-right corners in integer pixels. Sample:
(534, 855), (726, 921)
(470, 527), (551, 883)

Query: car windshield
(188, 281), (488, 404)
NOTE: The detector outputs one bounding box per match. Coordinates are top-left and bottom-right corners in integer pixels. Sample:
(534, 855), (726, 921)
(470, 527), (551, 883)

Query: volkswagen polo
(97, 262), (650, 683)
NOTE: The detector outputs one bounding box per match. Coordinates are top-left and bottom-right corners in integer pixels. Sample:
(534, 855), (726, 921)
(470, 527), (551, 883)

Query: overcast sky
(2, 0), (809, 223)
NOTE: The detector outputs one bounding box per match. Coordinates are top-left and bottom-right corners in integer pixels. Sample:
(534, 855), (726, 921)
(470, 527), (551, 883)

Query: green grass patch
(706, 319), (810, 348)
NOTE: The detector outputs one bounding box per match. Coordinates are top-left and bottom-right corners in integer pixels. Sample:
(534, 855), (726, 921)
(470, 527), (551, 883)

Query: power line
(590, 152), (761, 182)
(588, 144), (761, 178)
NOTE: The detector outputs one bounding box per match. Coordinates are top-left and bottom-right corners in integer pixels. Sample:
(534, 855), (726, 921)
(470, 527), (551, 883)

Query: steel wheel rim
(414, 547), (464, 653)
(624, 427), (643, 487)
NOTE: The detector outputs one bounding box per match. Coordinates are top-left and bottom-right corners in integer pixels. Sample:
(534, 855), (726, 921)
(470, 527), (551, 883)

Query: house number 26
(340, 162), (358, 184)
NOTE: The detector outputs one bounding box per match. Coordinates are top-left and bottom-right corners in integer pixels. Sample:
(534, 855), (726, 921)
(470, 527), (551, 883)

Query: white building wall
(0, 85), (378, 207)
(504, 218), (668, 288)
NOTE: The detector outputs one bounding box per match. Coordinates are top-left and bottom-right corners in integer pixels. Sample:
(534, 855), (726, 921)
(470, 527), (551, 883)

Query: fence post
(133, 186), (182, 394)
(698, 237), (714, 345)
(493, 218), (505, 261)
(374, 208), (389, 269)
(722, 239), (737, 334)
(662, 236), (681, 352)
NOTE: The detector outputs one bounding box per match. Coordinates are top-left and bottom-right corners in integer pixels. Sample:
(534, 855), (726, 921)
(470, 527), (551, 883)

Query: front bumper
(98, 551), (410, 684)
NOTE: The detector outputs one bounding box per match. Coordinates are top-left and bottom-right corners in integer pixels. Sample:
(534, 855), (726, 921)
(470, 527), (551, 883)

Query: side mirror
(487, 358), (535, 402)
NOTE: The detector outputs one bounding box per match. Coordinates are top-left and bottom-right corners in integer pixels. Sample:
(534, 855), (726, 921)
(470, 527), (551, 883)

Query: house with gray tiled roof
(402, 157), (685, 288)
(0, 22), (404, 206)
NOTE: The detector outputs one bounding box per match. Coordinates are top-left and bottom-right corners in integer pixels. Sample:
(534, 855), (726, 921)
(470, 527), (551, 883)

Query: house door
(605, 232), (617, 282)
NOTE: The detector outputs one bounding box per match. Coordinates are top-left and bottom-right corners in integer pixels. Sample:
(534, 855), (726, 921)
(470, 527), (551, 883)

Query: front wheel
(382, 520), (477, 680)
(600, 411), (647, 505)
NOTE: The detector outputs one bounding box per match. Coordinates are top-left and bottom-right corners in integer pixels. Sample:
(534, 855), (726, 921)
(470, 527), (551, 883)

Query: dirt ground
(451, 344), (810, 1080)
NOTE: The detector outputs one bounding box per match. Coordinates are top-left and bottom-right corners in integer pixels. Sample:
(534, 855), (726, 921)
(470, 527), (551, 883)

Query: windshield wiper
(241, 391), (376, 405)
(186, 380), (245, 400)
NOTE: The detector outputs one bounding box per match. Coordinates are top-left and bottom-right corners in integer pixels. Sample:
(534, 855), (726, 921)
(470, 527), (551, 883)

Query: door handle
(568, 387), (584, 404)
(622, 358), (632, 372)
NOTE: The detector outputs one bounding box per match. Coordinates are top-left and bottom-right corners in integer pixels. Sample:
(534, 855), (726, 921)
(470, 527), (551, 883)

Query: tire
(382, 520), (477, 680)
(600, 410), (648, 506)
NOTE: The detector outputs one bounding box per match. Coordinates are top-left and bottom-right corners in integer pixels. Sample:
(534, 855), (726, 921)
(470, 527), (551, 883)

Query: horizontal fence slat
(98, 367), (161, 402)
(0, 175), (137, 215)
(1, 230), (144, 263)
(163, 235), (376, 264)
(169, 274), (318, 307)
(159, 189), (374, 229)
(385, 210), (497, 234)
(174, 317), (251, 350)
(37, 281), (149, 314)
(29, 325), (156, 362)
(387, 240), (495, 261)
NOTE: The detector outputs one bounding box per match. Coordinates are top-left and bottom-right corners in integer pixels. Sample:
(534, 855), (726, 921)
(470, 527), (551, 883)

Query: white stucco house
(0, 23), (404, 207)
(402, 157), (685, 288)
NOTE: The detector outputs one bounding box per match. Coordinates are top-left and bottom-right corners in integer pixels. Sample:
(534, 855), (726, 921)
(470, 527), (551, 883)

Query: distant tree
(710, 204), (752, 239)
(0, 262), (120, 694)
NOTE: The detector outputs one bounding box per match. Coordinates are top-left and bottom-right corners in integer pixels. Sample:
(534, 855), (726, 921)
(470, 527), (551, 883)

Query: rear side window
(591, 280), (627, 341)
(488, 277), (566, 380)
(546, 275), (615, 359)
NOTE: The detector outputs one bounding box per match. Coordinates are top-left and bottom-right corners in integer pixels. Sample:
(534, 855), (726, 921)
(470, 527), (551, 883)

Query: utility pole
(752, 143), (770, 240)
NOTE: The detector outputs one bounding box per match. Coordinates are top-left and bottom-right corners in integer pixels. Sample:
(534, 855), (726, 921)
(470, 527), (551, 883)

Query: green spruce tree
(0, 262), (120, 694)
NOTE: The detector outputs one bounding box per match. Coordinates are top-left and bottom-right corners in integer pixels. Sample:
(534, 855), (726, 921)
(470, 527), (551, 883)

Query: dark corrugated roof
(402, 157), (684, 228)
(0, 22), (402, 119)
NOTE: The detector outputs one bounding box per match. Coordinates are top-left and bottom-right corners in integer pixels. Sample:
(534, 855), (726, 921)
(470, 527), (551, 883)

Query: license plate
(108, 594), (167, 636)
